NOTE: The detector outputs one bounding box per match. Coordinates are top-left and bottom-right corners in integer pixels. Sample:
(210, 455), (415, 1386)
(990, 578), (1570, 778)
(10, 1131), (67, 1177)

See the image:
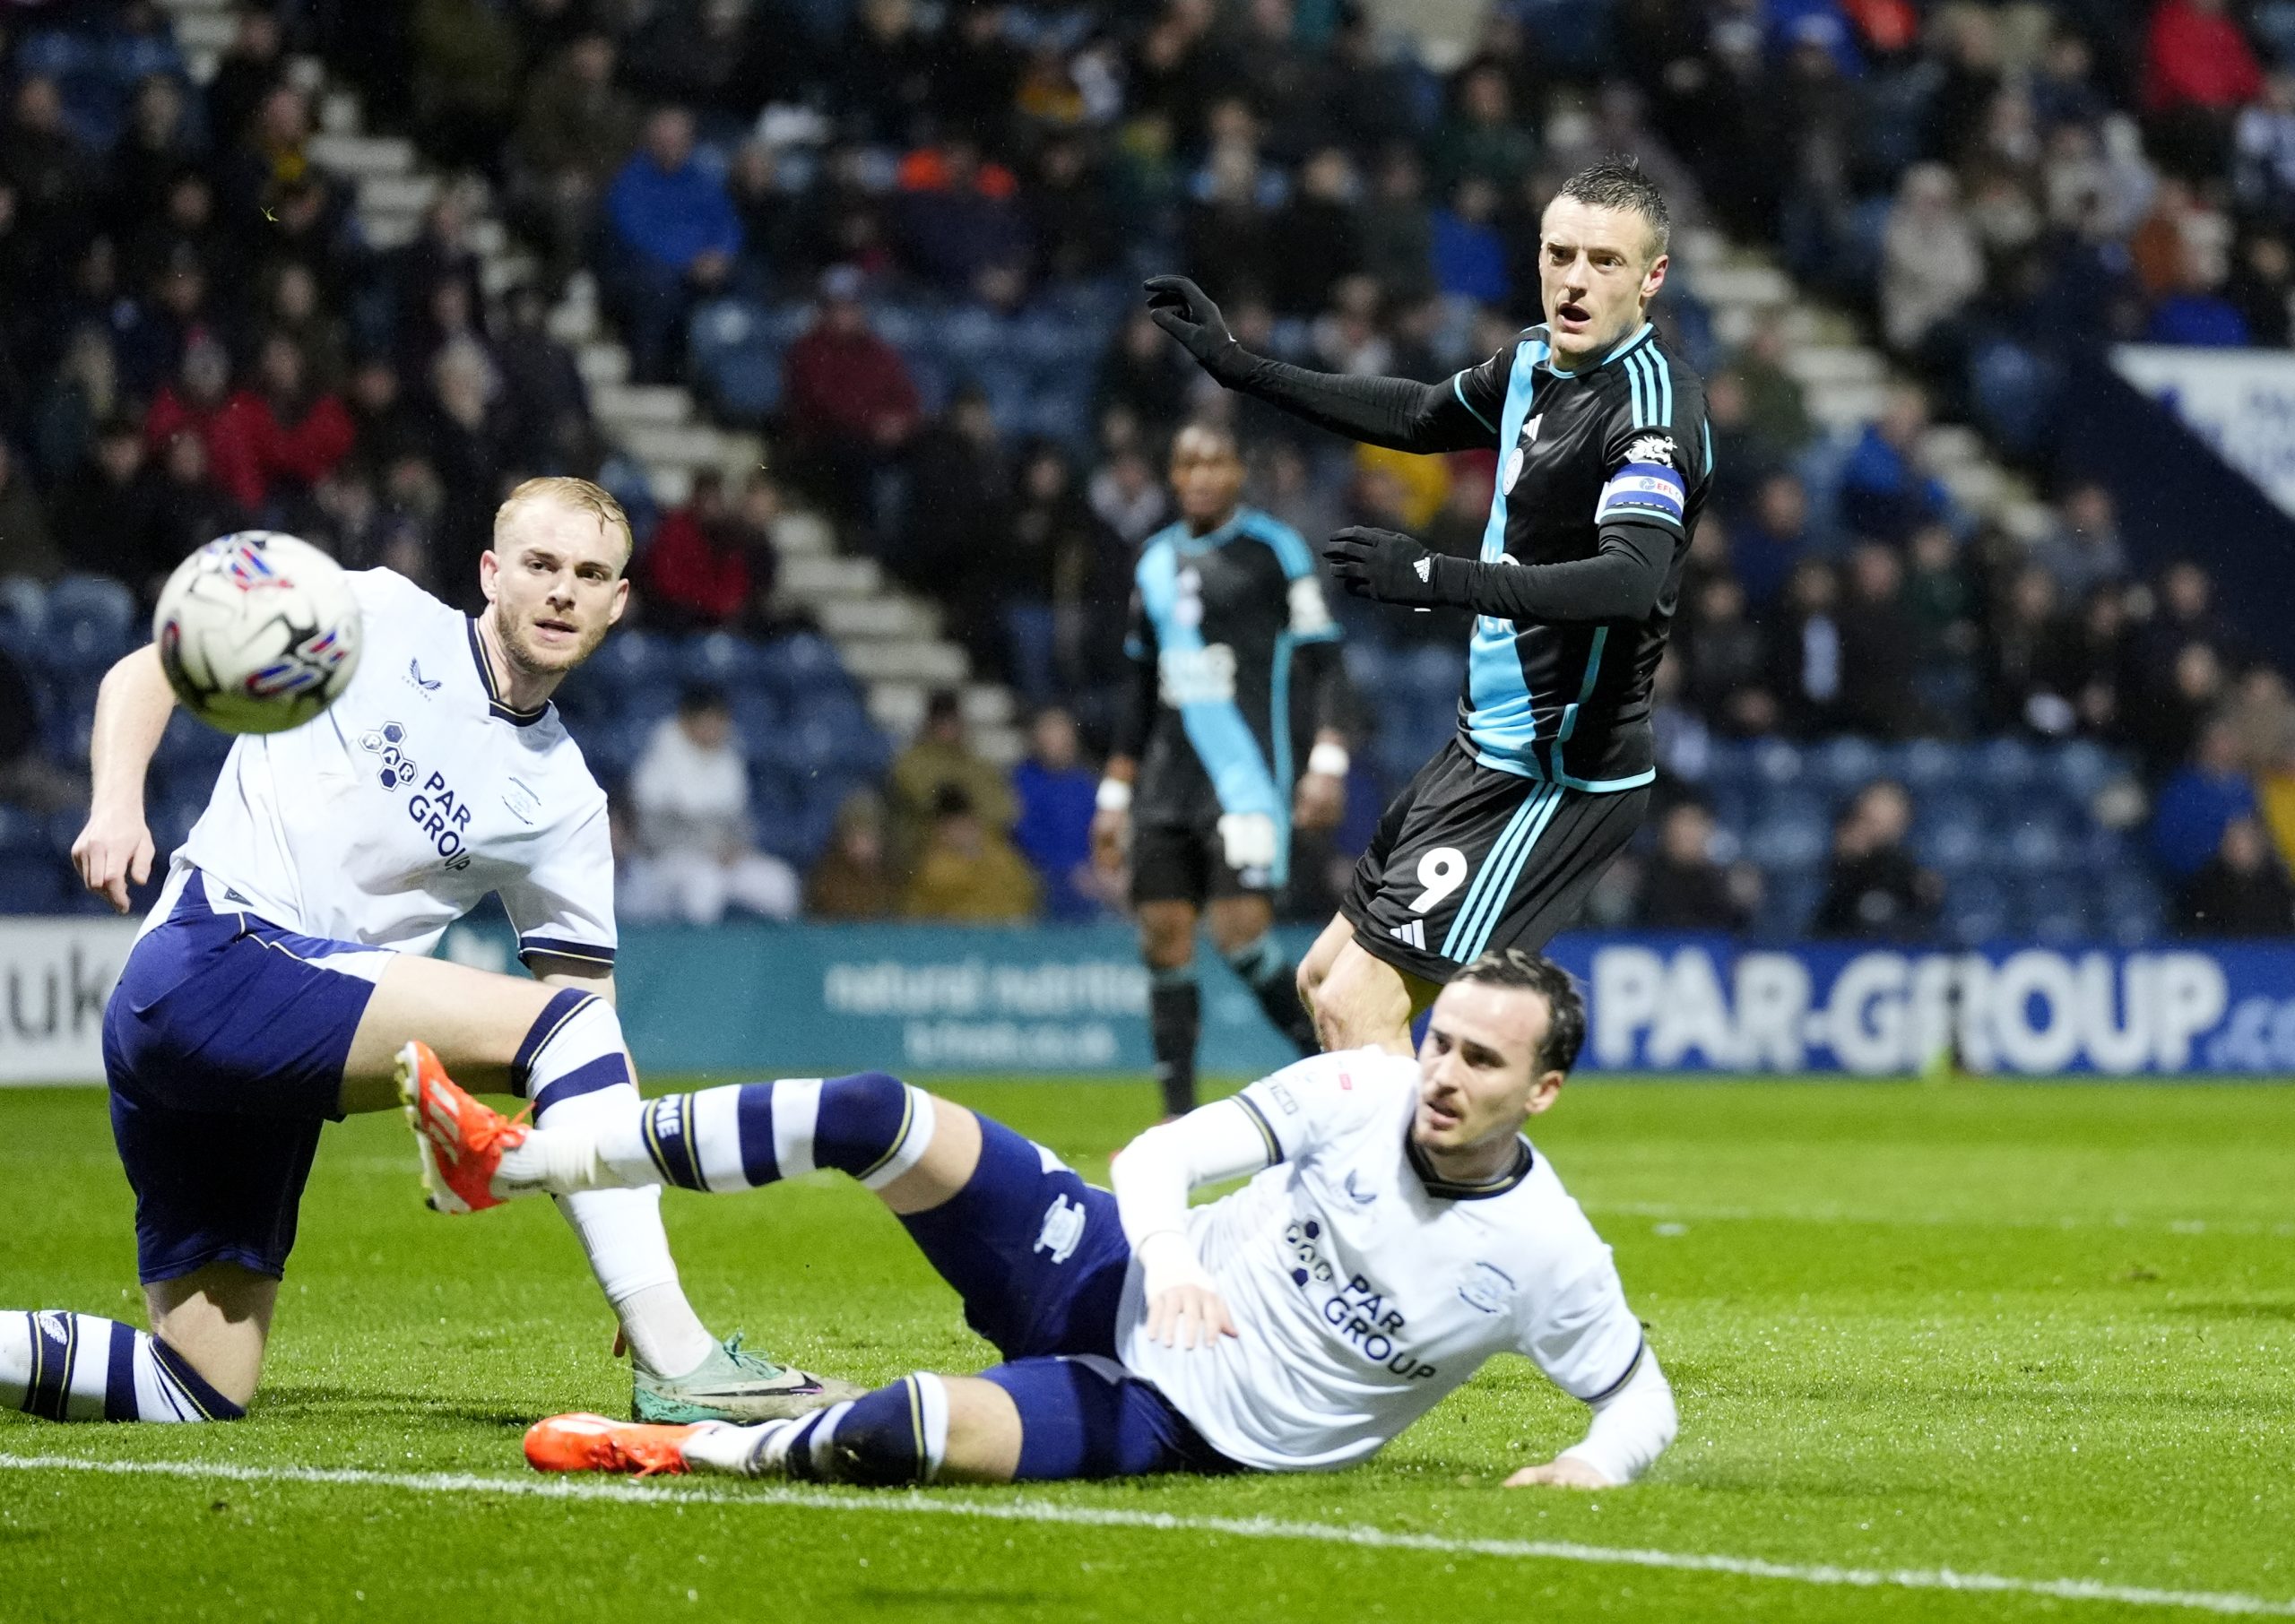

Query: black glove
(1143, 275), (1242, 378)
(1323, 526), (1451, 608)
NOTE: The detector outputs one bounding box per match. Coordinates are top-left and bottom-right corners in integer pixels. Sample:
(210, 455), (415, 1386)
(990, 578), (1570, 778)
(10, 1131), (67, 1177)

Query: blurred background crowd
(2, 0), (2293, 949)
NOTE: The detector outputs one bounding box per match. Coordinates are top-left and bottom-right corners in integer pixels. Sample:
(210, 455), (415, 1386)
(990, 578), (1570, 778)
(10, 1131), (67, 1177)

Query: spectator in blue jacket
(603, 105), (740, 381)
(2151, 717), (2257, 879)
(1011, 705), (1109, 921)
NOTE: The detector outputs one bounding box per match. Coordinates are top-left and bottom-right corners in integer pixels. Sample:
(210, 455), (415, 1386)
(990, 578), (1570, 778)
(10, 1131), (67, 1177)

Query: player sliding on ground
(1148, 156), (1710, 1059)
(403, 949), (1676, 1489)
(0, 479), (852, 1427)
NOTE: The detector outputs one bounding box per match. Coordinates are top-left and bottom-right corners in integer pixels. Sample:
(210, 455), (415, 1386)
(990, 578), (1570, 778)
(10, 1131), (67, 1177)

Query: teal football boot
(630, 1333), (867, 1424)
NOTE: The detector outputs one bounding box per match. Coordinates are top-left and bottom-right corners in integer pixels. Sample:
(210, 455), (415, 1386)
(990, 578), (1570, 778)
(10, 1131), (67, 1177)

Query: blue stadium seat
(756, 632), (858, 702)
(1745, 810), (1828, 869)
(0, 851), (66, 914)
(1972, 735), (2042, 791)
(0, 803), (46, 855)
(681, 631), (768, 687)
(1752, 737), (1805, 788)
(2051, 739), (2122, 806)
(1811, 735), (1884, 793)
(583, 627), (673, 691)
(1885, 737), (1959, 792)
(46, 574), (138, 644)
(729, 687), (786, 755)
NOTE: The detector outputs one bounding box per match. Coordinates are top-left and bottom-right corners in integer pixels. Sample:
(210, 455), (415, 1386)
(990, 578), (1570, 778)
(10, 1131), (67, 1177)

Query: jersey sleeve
(1517, 1248), (1649, 1404)
(1446, 341), (1519, 445)
(348, 566), (431, 618)
(1591, 369), (1704, 534)
(1231, 1050), (1398, 1167)
(1253, 517), (1343, 646)
(498, 790), (619, 970)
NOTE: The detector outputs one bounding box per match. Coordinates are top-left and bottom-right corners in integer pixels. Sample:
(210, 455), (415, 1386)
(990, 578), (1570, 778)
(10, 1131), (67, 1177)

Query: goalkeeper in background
(1091, 422), (1355, 1116)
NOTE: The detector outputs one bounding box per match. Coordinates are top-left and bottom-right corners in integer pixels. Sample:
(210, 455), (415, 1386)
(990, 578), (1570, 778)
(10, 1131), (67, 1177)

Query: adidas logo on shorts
(1413, 557), (1432, 583)
(1388, 919), (1427, 951)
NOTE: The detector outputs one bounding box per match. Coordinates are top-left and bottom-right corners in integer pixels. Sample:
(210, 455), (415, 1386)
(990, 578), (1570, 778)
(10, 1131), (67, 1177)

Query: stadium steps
(1681, 234), (2051, 540)
(161, 13), (1034, 772)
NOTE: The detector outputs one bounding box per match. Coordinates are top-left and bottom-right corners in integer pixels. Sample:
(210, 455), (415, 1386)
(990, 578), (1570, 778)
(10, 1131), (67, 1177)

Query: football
(152, 531), (363, 736)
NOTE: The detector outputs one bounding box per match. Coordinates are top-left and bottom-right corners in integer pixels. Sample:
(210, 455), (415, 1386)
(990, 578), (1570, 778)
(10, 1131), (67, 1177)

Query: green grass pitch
(2, 1076), (2290, 1623)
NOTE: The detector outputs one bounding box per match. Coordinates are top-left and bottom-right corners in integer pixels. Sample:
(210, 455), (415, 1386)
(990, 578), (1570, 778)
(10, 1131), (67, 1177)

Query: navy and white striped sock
(1, 1311), (245, 1423)
(520, 1072), (939, 1196)
(682, 1376), (949, 1485)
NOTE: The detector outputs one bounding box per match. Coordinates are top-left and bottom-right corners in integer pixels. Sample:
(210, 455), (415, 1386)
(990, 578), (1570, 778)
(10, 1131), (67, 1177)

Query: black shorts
(1340, 739), (1649, 985)
(1130, 821), (1275, 908)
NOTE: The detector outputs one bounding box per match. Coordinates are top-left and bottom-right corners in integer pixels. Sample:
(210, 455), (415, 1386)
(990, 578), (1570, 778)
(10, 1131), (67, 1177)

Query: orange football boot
(395, 1040), (530, 1214)
(524, 1412), (706, 1476)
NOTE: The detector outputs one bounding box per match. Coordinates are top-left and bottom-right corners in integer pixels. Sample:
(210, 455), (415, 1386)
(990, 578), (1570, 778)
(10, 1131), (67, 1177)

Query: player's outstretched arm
(72, 644), (176, 911)
(1144, 276), (1488, 455)
(1111, 1101), (1275, 1349)
(1324, 523), (1672, 624)
(1505, 1349), (1677, 1490)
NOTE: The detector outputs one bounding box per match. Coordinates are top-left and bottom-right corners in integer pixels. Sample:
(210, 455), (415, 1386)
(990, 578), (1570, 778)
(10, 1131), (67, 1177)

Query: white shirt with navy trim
(160, 568), (617, 965)
(1116, 1049), (1646, 1473)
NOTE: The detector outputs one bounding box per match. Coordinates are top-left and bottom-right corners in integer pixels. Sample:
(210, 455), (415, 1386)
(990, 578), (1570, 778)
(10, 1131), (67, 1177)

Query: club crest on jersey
(1625, 434), (1677, 468)
(1458, 1261), (1515, 1316)
(1035, 1193), (1086, 1265)
(359, 721), (416, 790)
(502, 777), (541, 825)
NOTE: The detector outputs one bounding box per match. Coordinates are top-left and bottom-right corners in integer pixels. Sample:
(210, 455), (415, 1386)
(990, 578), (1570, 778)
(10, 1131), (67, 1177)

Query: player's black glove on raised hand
(1324, 526), (1451, 609)
(1143, 275), (1243, 380)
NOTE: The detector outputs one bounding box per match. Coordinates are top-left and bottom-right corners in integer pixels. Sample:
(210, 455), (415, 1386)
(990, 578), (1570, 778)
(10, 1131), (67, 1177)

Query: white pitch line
(3, 1453), (2289, 1617)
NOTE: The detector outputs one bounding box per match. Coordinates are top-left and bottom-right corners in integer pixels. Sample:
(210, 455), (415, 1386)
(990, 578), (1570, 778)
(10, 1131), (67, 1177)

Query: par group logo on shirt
(358, 721), (417, 790)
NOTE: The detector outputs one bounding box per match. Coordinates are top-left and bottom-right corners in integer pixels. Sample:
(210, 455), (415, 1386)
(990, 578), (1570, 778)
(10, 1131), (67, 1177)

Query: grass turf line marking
(4, 1454), (2289, 1616)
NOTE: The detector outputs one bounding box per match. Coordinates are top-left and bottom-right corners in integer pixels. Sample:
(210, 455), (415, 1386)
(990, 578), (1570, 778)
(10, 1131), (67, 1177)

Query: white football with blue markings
(153, 531), (364, 736)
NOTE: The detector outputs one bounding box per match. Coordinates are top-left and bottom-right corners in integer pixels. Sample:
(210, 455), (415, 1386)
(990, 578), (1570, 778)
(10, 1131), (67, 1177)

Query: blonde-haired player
(2, 479), (854, 1425)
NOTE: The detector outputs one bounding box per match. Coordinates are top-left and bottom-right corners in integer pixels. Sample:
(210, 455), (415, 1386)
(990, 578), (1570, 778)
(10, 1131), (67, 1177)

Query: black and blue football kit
(1112, 505), (1348, 905)
(1208, 317), (1711, 981)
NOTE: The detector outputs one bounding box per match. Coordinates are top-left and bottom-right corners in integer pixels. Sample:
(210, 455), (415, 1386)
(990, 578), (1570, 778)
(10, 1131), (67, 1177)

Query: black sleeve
(1110, 586), (1158, 762)
(1295, 637), (1359, 745)
(1209, 341), (1511, 455)
(1422, 523), (1675, 624)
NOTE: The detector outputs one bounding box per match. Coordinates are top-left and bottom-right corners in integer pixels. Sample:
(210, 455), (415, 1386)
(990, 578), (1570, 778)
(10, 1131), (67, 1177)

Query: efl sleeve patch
(1594, 461), (1686, 527)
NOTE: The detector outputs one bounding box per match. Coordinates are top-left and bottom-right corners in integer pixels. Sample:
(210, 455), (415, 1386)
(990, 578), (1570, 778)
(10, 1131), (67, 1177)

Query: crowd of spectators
(3, 0), (2294, 941)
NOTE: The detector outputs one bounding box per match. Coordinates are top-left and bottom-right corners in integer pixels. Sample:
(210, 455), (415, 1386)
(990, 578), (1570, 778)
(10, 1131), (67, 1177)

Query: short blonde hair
(493, 476), (634, 566)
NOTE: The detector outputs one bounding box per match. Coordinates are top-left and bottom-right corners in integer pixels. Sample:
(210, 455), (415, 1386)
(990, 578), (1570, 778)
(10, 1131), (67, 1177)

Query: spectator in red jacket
(645, 468), (784, 632)
(2143, 0), (2264, 114)
(145, 332), (354, 514)
(780, 263), (920, 528)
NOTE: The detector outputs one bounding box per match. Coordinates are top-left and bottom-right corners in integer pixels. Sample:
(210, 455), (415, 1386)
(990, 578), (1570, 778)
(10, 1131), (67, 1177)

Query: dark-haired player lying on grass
(403, 949), (1676, 1488)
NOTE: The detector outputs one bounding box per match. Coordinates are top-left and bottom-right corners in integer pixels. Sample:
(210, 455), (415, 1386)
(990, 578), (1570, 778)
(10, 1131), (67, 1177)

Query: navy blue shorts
(898, 1115), (1239, 1481)
(102, 874), (391, 1283)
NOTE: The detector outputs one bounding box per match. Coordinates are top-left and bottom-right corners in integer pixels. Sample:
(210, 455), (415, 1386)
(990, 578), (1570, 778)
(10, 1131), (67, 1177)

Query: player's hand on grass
(1143, 276), (1239, 375)
(1294, 771), (1344, 830)
(1146, 1282), (1239, 1350)
(71, 804), (154, 913)
(1324, 527), (1444, 609)
(1503, 1456), (1615, 1490)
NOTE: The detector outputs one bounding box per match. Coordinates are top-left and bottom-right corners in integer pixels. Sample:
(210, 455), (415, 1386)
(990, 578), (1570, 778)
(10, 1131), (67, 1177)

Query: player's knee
(814, 1071), (935, 1186)
(1139, 922), (1192, 969)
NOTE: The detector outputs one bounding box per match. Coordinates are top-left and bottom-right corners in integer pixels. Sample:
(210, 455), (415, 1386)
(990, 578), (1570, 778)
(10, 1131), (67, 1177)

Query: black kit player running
(1145, 179), (1709, 995)
(1100, 432), (1355, 1112)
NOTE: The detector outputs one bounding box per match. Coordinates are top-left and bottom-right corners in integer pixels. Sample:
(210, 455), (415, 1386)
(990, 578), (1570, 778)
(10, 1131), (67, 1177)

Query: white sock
(537, 1084), (716, 1378)
(680, 1418), (787, 1476)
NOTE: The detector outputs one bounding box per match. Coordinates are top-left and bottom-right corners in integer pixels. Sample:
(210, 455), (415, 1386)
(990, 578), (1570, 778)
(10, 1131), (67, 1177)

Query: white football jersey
(153, 568), (616, 967)
(1118, 1050), (1645, 1473)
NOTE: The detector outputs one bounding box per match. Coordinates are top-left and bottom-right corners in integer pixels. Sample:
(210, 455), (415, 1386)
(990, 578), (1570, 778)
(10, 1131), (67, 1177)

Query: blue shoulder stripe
(1241, 510), (1315, 579)
(1452, 370), (1498, 436)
